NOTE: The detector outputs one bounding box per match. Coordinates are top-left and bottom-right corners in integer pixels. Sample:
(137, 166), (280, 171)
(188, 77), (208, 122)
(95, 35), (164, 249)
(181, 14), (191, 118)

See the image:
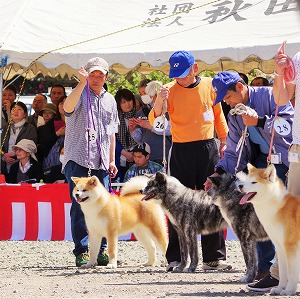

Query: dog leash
(229, 103), (257, 174)
(267, 41), (294, 165)
(267, 105), (279, 165)
(86, 80), (113, 192)
(161, 99), (168, 173)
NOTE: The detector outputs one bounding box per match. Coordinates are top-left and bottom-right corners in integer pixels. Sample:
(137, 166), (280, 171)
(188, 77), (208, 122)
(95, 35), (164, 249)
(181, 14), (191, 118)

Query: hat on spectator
(132, 142), (151, 156)
(169, 50), (195, 79)
(12, 139), (37, 161)
(86, 57), (109, 74)
(39, 103), (57, 116)
(212, 71), (242, 105)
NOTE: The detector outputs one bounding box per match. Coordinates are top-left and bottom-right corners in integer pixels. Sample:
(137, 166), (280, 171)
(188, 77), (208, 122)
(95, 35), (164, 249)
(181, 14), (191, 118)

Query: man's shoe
(247, 274), (279, 292)
(166, 261), (180, 272)
(202, 260), (232, 270)
(255, 270), (269, 281)
(75, 252), (89, 267)
(97, 249), (109, 266)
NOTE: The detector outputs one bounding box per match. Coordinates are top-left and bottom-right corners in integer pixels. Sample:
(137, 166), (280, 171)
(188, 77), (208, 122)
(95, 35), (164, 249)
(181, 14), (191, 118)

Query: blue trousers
(254, 153), (288, 272)
(64, 160), (108, 257)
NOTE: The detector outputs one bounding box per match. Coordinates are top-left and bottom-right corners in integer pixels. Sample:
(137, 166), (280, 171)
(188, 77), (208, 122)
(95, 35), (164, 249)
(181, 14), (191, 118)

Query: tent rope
(2, 0), (222, 89)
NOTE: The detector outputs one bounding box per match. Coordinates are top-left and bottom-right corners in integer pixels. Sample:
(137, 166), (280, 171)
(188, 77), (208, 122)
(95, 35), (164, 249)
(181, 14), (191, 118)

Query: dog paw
(106, 263), (117, 269)
(280, 289), (296, 296)
(173, 266), (184, 272)
(239, 275), (253, 283)
(81, 262), (96, 269)
(187, 268), (196, 273)
(187, 266), (197, 273)
(270, 286), (282, 295)
(143, 262), (154, 267)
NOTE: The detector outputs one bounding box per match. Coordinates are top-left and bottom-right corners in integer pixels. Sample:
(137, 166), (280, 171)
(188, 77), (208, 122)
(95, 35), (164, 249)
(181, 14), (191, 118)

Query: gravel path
(0, 240), (299, 299)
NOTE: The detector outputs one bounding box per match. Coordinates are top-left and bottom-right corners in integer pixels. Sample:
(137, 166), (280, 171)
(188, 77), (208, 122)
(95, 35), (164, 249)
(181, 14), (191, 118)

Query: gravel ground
(0, 240), (299, 299)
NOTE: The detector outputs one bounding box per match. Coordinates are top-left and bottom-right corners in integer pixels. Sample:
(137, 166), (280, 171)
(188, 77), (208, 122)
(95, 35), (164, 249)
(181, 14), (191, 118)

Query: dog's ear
(71, 177), (79, 184)
(265, 164), (277, 183)
(155, 172), (166, 184)
(208, 175), (222, 187)
(247, 163), (256, 173)
(89, 176), (99, 186)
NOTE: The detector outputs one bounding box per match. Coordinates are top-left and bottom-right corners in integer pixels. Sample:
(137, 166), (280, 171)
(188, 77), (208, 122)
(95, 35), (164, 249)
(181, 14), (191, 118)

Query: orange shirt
(149, 77), (228, 143)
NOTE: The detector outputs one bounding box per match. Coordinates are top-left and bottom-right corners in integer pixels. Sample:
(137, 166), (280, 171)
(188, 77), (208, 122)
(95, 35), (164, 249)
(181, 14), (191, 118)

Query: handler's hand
(78, 66), (88, 84)
(109, 162), (118, 179)
(242, 114), (258, 127)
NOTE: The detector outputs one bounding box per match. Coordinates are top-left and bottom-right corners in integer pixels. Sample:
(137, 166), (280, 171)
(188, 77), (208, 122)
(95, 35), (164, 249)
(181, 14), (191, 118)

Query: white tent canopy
(0, 0), (300, 80)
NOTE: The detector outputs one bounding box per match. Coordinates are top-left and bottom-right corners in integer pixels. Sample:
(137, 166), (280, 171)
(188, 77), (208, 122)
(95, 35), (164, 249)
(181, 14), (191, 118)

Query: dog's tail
(120, 175), (150, 196)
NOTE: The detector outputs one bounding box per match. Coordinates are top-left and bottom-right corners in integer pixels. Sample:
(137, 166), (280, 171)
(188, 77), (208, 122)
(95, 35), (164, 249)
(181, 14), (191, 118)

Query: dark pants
(64, 160), (108, 257)
(254, 153), (288, 272)
(167, 139), (226, 263)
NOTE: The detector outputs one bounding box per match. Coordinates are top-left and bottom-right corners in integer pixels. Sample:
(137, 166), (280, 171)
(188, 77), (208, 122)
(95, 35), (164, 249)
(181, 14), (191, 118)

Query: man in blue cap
(148, 51), (230, 272)
(204, 71), (294, 291)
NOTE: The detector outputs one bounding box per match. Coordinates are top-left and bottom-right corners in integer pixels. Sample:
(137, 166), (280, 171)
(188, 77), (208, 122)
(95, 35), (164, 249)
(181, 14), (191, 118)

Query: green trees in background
(107, 70), (173, 95)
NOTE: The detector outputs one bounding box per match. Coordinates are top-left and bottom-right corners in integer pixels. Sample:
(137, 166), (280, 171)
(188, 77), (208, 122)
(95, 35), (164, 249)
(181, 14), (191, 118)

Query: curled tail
(120, 175), (150, 196)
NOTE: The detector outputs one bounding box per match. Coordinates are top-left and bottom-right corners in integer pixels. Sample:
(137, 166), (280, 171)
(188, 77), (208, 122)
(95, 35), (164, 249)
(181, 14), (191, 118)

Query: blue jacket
(216, 86), (294, 173)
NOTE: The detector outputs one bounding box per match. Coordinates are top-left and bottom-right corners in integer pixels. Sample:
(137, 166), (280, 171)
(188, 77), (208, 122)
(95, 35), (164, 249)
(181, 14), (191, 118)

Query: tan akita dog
(72, 175), (168, 269)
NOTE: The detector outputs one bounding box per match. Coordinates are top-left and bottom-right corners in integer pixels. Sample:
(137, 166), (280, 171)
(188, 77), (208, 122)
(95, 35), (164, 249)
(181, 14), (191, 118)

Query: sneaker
(247, 274), (279, 292)
(75, 252), (89, 267)
(97, 249), (109, 266)
(202, 260), (232, 270)
(255, 270), (269, 281)
(166, 261), (180, 272)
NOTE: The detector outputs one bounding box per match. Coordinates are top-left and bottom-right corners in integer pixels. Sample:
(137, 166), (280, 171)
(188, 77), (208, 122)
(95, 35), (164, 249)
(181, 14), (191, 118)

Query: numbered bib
(274, 117), (291, 136)
(203, 110), (214, 122)
(153, 116), (169, 133)
(85, 128), (97, 145)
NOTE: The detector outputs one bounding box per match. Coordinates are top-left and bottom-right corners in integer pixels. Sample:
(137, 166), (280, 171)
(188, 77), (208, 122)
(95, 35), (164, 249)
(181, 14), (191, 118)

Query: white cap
(86, 57), (109, 74)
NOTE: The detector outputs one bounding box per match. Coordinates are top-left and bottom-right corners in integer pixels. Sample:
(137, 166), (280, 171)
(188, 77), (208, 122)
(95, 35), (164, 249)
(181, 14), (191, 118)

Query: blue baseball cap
(169, 50), (195, 78)
(212, 71), (242, 105)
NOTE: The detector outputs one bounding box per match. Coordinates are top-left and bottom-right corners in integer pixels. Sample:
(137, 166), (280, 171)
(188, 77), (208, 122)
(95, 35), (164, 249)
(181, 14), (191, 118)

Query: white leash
(161, 100), (167, 173)
(229, 103), (258, 174)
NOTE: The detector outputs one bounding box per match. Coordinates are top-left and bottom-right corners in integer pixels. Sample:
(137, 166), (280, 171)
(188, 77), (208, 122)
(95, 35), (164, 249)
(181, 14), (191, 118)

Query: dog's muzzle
(75, 193), (89, 203)
(141, 192), (156, 201)
(239, 192), (257, 205)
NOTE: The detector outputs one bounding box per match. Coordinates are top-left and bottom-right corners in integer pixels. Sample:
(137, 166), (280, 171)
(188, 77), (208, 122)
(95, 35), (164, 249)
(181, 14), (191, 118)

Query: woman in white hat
(7, 139), (44, 184)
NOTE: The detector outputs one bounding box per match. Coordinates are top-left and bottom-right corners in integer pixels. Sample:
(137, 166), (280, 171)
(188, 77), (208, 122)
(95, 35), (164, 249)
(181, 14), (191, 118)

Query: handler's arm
(64, 67), (87, 113)
(273, 54), (295, 106)
(109, 133), (118, 178)
(153, 87), (169, 118)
